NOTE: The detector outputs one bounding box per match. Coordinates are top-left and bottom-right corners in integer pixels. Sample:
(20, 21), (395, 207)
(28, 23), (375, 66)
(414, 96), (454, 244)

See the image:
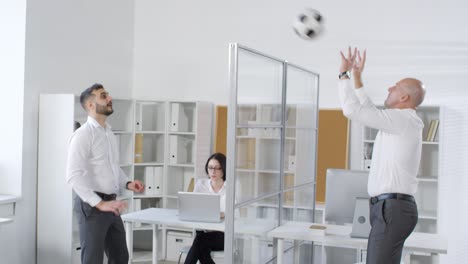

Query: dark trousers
(75, 197), (129, 264)
(184, 231), (224, 264)
(366, 198), (418, 264)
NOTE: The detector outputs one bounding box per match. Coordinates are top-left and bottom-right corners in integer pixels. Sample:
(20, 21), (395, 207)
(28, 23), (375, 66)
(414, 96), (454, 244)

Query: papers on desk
(310, 224), (326, 230)
(309, 224), (326, 235)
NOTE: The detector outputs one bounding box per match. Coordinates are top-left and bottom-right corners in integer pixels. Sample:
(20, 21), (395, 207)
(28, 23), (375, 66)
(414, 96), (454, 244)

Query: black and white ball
(293, 8), (324, 40)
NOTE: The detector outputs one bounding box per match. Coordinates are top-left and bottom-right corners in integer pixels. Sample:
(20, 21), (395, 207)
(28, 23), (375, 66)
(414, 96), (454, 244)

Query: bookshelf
(130, 100), (213, 262)
(37, 95), (213, 263)
(235, 103), (317, 221)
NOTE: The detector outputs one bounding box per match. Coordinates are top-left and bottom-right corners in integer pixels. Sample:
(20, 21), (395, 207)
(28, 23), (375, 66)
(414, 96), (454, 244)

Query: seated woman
(184, 152), (226, 264)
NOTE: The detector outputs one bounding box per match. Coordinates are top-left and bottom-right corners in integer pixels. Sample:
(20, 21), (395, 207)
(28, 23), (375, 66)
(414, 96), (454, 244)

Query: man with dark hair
(79, 83), (105, 109)
(67, 83), (144, 264)
(338, 47), (425, 264)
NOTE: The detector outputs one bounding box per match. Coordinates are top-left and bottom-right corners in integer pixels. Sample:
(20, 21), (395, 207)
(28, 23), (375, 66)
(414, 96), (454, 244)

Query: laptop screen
(178, 192), (221, 223)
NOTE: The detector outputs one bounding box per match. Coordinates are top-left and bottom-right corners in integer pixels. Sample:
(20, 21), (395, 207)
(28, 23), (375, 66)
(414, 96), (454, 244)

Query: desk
(122, 208), (278, 264)
(0, 194), (18, 217)
(122, 208), (224, 264)
(0, 194), (18, 227)
(268, 221), (447, 263)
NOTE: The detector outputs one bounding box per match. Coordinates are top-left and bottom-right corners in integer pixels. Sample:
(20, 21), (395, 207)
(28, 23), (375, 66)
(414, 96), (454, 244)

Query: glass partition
(226, 44), (319, 264)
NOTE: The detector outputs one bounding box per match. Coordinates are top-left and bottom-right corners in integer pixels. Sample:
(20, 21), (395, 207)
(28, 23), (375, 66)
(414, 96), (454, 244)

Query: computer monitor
(324, 169), (369, 225)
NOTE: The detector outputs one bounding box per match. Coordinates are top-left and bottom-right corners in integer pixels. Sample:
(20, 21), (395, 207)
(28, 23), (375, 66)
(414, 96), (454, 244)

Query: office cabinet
(132, 100), (213, 262)
(166, 231), (194, 262)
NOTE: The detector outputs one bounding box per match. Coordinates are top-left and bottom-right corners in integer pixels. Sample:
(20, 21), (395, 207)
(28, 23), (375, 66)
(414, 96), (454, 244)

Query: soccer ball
(293, 8), (324, 40)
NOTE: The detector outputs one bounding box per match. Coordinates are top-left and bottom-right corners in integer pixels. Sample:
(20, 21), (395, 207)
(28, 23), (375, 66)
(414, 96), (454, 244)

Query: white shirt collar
(87, 116), (112, 130)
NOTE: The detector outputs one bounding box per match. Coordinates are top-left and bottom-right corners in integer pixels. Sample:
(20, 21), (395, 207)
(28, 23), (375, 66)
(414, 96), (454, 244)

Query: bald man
(338, 47), (425, 264)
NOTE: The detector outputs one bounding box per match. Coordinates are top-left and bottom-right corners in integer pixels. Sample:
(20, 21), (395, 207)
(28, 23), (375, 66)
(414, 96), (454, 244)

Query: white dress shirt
(339, 79), (423, 197)
(194, 178), (226, 213)
(66, 116), (129, 206)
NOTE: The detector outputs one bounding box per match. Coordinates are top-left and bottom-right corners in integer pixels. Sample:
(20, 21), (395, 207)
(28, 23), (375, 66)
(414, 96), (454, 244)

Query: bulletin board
(316, 109), (349, 203)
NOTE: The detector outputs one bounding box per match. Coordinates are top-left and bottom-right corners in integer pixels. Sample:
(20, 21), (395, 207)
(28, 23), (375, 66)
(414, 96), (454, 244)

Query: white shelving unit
(37, 95), (213, 264)
(359, 105), (441, 263)
(131, 100), (213, 262)
(37, 94), (134, 264)
(235, 103), (317, 222)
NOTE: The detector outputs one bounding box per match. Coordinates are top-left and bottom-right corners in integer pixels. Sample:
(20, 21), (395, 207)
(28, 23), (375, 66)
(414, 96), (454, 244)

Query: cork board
(316, 109), (349, 203)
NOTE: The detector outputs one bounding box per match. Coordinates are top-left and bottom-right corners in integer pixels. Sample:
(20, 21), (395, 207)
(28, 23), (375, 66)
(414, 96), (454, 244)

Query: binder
(170, 135), (187, 164)
(144, 166), (154, 195)
(135, 104), (142, 131)
(426, 120), (434, 141)
(430, 120), (439, 142)
(183, 174), (193, 193)
(171, 103), (188, 132)
(134, 134), (144, 163)
(153, 166), (163, 195)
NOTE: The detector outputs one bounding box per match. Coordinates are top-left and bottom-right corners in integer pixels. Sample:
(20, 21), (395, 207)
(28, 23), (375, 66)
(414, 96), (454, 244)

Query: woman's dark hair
(204, 152), (226, 181)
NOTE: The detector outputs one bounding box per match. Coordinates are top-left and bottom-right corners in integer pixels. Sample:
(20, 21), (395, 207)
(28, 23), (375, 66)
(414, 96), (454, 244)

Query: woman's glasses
(207, 166), (222, 171)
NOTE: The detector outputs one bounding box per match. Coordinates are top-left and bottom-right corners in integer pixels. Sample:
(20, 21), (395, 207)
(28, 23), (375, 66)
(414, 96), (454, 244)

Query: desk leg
(293, 241), (299, 264)
(153, 224), (158, 264)
(125, 222), (133, 264)
(251, 236), (259, 263)
(402, 249), (410, 264)
(277, 239), (284, 264)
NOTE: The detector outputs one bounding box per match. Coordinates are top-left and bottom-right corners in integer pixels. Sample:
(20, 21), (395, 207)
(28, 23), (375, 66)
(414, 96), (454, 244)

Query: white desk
(122, 208), (224, 264)
(0, 194), (18, 216)
(0, 194), (18, 227)
(268, 221), (448, 263)
(122, 208), (278, 264)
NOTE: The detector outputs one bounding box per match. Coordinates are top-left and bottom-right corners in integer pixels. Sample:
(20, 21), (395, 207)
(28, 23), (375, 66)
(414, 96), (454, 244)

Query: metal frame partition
(225, 43), (319, 264)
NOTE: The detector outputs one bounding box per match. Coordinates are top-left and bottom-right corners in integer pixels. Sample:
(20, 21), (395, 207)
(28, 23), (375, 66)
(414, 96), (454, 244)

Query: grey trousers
(75, 197), (129, 264)
(366, 198), (418, 264)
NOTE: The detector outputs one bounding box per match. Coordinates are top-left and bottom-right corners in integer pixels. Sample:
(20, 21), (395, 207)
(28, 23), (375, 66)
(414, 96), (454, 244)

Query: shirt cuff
(339, 78), (352, 84)
(87, 195), (102, 207)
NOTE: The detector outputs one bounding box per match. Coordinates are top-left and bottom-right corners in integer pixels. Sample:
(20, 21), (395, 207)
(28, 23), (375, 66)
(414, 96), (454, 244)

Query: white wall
(0, 0), (27, 263)
(0, 0), (135, 263)
(132, 0), (468, 107)
(0, 0), (26, 195)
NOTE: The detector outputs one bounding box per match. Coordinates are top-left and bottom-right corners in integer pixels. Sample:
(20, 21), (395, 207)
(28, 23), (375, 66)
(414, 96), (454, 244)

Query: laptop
(350, 197), (371, 238)
(178, 192), (221, 222)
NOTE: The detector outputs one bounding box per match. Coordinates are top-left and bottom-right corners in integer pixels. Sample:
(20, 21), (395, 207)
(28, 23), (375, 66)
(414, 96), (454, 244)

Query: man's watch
(339, 71), (350, 79)
(125, 181), (132, 190)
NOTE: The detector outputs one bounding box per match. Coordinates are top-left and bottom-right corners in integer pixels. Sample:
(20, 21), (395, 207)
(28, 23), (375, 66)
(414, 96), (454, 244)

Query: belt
(95, 191), (117, 201)
(370, 193), (415, 205)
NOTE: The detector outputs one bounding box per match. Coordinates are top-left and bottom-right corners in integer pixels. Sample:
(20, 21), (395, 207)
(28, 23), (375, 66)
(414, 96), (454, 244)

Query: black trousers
(366, 198), (418, 264)
(75, 197), (129, 264)
(184, 231), (224, 264)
